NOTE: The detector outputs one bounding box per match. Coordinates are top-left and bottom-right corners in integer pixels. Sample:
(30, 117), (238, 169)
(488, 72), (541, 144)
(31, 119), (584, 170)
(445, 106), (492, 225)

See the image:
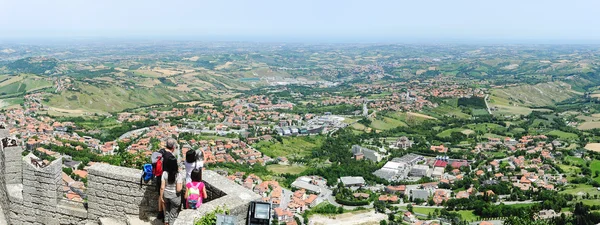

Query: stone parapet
(3, 146), (22, 185)
(87, 163), (159, 222)
(173, 170), (262, 225)
(0, 128), (258, 225)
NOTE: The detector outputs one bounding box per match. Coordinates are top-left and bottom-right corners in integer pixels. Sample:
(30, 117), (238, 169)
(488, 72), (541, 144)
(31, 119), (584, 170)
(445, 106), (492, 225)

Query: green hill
(7, 57), (59, 75)
(47, 81), (203, 113)
(491, 81), (579, 108)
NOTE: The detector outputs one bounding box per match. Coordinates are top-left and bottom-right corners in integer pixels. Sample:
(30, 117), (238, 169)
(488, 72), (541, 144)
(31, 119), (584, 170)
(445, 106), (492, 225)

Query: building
(411, 189), (430, 201)
(385, 185), (406, 195)
(351, 145), (383, 162)
(373, 161), (409, 181)
(537, 209), (559, 220)
(410, 165), (430, 177)
(340, 176), (365, 187)
(430, 144), (448, 153)
(393, 153), (424, 165)
(291, 177), (322, 194)
(394, 136), (414, 150)
(403, 212), (417, 223)
(431, 167), (444, 179)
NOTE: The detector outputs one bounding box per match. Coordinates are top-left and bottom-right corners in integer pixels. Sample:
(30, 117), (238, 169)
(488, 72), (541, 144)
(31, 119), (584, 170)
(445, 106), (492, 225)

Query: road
(484, 94), (492, 115)
(117, 127), (150, 140)
(176, 128), (242, 135)
(494, 200), (540, 205)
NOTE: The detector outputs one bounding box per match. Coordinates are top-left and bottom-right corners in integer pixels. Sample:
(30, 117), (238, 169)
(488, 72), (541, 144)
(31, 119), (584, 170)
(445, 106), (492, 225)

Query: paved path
(484, 94), (492, 115)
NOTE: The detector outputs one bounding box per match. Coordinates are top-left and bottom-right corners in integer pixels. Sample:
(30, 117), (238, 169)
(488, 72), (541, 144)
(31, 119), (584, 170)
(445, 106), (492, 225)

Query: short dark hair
(191, 168), (202, 182)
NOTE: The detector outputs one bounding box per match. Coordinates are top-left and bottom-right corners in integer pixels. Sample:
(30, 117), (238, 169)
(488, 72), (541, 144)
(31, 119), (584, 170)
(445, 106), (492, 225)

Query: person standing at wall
(159, 155), (183, 225)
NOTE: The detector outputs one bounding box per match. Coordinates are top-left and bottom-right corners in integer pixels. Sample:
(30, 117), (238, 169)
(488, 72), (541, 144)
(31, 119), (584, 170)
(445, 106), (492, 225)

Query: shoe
(157, 211), (164, 220)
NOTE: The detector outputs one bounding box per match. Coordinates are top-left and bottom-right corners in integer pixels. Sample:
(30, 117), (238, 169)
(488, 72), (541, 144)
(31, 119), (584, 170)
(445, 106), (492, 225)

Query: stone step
(99, 217), (127, 225)
(0, 207), (7, 225)
(127, 215), (162, 225)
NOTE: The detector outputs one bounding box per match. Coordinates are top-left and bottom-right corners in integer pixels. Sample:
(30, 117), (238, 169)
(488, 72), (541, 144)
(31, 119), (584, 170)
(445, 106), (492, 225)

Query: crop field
(266, 164), (307, 175)
(253, 136), (324, 159)
(491, 82), (577, 107)
(424, 105), (470, 119)
(546, 130), (579, 140)
(585, 143), (600, 153)
(471, 109), (489, 116)
(560, 184), (600, 196)
(370, 117), (407, 130)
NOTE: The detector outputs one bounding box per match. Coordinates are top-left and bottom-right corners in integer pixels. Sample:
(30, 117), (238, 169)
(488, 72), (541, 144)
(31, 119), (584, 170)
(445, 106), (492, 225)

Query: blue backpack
(140, 163), (154, 186)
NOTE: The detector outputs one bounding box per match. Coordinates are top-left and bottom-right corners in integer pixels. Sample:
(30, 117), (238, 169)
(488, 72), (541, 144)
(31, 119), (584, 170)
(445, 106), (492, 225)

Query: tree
(62, 167), (73, 175)
(379, 220), (387, 225)
(407, 204), (413, 213)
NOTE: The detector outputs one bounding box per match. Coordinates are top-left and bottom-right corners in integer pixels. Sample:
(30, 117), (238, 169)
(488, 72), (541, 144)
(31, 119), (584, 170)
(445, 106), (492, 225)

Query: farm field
(266, 164), (307, 175)
(253, 136), (324, 159)
(585, 143), (600, 153)
(591, 160), (600, 183)
(491, 81), (577, 107)
(560, 184), (600, 196)
(546, 130), (579, 140)
(370, 116), (407, 130)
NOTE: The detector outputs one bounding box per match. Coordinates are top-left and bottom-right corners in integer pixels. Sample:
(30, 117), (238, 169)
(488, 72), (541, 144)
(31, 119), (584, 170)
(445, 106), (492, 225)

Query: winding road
(484, 94), (492, 115)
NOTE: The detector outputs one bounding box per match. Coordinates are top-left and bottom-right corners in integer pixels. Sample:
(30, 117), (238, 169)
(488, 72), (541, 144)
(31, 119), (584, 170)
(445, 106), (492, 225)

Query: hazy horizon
(1, 0), (600, 43)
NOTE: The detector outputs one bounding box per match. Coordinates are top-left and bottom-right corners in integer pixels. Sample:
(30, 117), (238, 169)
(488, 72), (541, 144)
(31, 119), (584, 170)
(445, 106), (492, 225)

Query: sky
(0, 0), (599, 43)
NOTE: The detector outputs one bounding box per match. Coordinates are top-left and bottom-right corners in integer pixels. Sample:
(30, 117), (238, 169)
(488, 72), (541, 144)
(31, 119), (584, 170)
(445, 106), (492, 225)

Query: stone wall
(0, 127), (260, 225)
(174, 170), (262, 225)
(3, 146), (22, 185)
(0, 139), (12, 224)
(87, 163), (159, 223)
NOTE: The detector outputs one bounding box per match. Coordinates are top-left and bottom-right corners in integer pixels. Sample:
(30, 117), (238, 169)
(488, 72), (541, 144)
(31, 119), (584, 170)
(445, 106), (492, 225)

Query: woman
(160, 155), (183, 225)
(185, 149), (204, 183)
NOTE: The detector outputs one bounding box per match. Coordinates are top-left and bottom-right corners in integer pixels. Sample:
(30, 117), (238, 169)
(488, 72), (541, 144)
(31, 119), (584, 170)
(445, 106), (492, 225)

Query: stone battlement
(0, 129), (261, 225)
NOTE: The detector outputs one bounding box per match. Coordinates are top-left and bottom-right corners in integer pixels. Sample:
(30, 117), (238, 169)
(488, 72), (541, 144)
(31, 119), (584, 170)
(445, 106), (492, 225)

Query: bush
(194, 205), (229, 225)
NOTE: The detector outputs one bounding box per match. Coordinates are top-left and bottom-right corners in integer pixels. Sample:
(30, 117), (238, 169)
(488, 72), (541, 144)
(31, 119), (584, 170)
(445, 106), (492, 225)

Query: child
(185, 168), (207, 209)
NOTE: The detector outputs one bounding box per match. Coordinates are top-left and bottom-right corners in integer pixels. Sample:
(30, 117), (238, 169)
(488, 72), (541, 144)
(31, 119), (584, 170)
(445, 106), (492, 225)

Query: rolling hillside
(490, 81), (579, 110)
(47, 81), (204, 113)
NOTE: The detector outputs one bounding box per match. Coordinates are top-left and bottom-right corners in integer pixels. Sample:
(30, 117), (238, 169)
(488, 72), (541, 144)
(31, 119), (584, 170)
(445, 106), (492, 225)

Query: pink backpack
(186, 182), (204, 209)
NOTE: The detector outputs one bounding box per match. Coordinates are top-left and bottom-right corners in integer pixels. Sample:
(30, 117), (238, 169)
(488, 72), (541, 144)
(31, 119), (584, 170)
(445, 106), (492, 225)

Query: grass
(564, 156), (585, 166)
(0, 97), (25, 109)
(370, 116), (407, 130)
(488, 95), (532, 116)
(581, 199), (600, 206)
(466, 123), (506, 134)
(456, 210), (478, 221)
(48, 80), (200, 113)
(560, 184), (600, 196)
(591, 160), (600, 183)
(558, 163), (581, 174)
(546, 130), (579, 140)
(253, 136), (324, 159)
(424, 105), (470, 119)
(471, 109), (489, 116)
(491, 81), (577, 107)
(0, 74), (52, 96)
(266, 164), (307, 175)
(437, 128), (475, 138)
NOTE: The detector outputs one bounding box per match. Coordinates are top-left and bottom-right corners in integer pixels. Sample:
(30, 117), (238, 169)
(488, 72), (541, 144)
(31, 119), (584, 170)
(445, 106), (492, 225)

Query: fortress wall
(86, 163), (160, 222)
